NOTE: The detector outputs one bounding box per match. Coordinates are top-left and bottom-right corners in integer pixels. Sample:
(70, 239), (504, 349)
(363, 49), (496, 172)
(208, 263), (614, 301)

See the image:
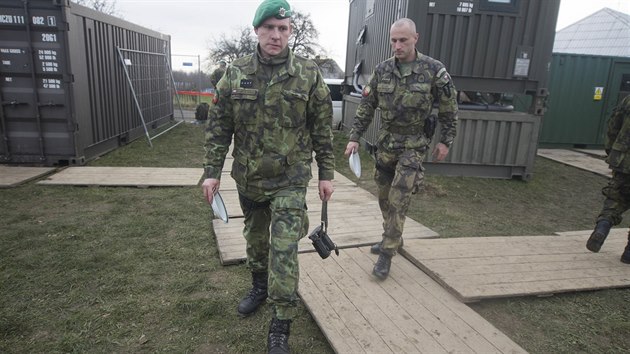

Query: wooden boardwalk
(537, 148), (611, 178)
(0, 165), (56, 188)
(401, 230), (630, 303)
(299, 248), (526, 354)
(213, 172), (439, 264)
(36, 167), (204, 187)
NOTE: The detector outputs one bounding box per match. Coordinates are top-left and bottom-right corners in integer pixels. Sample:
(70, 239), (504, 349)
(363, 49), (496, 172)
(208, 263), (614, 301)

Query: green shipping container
(539, 53), (630, 147)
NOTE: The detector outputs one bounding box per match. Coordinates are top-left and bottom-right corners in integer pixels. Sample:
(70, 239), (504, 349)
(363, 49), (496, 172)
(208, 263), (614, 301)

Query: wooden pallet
(36, 167), (203, 187)
(0, 166), (56, 188)
(401, 231), (630, 303)
(298, 247), (526, 353)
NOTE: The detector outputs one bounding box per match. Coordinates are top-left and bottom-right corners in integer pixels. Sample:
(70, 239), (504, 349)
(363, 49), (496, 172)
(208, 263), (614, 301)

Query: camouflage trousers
(237, 185), (309, 320)
(374, 148), (425, 256)
(597, 170), (630, 225)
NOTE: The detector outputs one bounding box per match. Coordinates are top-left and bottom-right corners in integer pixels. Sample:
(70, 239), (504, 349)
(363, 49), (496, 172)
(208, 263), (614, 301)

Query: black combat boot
(620, 230), (630, 264)
(370, 242), (382, 254)
(586, 220), (613, 252)
(237, 272), (267, 317)
(267, 317), (291, 354)
(370, 238), (403, 254)
(372, 253), (392, 280)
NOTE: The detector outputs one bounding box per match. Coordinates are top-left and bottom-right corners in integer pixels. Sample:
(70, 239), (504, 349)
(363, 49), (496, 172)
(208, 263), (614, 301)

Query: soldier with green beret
(201, 0), (335, 352)
(345, 18), (458, 280)
(587, 94), (630, 264)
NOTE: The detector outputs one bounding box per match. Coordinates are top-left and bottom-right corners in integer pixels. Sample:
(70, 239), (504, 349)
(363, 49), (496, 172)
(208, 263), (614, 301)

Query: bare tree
(290, 11), (320, 58)
(72, 0), (118, 16)
(207, 27), (257, 67)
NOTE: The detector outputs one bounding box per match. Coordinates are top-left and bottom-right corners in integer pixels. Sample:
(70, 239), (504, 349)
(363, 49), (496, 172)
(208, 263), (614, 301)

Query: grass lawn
(1, 122), (628, 353)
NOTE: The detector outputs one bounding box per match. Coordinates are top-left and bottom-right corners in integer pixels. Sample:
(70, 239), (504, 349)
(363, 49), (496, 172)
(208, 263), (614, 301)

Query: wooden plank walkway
(298, 247), (527, 354)
(0, 166), (56, 188)
(213, 180), (439, 264)
(36, 167), (203, 187)
(537, 148), (611, 178)
(401, 233), (630, 303)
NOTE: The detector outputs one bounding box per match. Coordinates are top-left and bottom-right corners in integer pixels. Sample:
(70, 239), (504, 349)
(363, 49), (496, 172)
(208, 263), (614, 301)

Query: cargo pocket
(281, 90), (308, 127)
(392, 151), (424, 195)
(377, 82), (395, 110)
(230, 154), (249, 186)
(231, 88), (258, 124)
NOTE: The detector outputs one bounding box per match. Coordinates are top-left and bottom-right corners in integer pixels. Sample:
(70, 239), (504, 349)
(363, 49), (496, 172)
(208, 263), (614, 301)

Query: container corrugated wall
(343, 96), (540, 179)
(346, 0), (560, 97)
(539, 53), (630, 147)
(0, 0), (172, 165)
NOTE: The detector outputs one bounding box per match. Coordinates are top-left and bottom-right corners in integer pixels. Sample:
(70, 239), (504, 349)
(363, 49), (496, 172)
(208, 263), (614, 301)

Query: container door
(596, 62), (630, 145)
(0, 1), (73, 164)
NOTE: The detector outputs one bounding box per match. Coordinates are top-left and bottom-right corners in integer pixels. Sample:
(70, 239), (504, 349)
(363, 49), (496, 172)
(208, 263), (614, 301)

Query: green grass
(1, 125), (628, 353)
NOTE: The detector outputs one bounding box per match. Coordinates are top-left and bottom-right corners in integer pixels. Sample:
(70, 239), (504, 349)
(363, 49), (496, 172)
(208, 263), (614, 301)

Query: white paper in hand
(211, 191), (229, 223)
(349, 150), (361, 178)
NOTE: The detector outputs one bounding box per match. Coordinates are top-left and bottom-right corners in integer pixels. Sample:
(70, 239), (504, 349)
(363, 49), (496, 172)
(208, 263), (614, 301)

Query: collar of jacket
(383, 50), (426, 79)
(241, 45), (297, 78)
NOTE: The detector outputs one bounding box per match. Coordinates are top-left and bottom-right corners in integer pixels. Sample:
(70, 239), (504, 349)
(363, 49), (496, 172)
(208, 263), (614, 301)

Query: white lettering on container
(0, 15), (26, 24)
(41, 33), (58, 42)
(1, 48), (22, 54)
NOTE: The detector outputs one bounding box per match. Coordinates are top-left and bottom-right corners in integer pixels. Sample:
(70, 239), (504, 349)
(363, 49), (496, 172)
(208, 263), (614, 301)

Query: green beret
(252, 0), (292, 28)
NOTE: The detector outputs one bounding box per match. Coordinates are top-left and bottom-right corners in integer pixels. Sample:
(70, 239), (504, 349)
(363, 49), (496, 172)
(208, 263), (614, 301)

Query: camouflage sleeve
(348, 71), (379, 142)
(434, 67), (459, 147)
(606, 95), (630, 151)
(308, 70), (335, 181)
(203, 68), (234, 179)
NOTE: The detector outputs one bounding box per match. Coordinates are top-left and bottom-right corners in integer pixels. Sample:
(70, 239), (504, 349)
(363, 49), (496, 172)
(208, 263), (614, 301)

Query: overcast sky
(113, 0), (630, 73)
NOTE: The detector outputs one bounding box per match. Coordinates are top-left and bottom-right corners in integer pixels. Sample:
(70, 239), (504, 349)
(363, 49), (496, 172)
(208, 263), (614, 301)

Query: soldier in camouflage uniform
(587, 94), (630, 264)
(201, 0), (335, 352)
(210, 60), (226, 88)
(345, 18), (458, 280)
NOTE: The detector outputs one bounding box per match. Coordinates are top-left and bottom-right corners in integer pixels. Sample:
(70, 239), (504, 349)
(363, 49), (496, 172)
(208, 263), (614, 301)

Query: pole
(197, 55), (202, 105)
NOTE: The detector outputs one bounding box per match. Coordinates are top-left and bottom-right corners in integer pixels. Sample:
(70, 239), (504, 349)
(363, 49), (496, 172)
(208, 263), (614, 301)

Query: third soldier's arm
(348, 71), (380, 144)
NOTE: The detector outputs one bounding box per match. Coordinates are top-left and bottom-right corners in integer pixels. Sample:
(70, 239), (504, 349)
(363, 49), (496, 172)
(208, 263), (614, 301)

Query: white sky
(113, 0), (630, 73)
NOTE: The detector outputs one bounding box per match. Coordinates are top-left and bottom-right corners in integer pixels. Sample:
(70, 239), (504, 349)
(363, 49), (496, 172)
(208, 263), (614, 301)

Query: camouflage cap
(252, 0), (292, 28)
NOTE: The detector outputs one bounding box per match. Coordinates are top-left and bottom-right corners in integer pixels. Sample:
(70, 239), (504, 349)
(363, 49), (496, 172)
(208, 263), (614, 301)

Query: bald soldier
(345, 18), (458, 280)
(201, 0), (335, 352)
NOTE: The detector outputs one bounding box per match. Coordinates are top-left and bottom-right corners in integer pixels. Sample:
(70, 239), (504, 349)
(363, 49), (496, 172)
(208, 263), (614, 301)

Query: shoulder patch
(362, 85), (371, 97)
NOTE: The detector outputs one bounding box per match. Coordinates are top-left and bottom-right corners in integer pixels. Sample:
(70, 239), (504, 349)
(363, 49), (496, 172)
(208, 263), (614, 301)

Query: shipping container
(0, 0), (173, 166)
(342, 0), (560, 180)
(538, 53), (630, 147)
(343, 96), (540, 180)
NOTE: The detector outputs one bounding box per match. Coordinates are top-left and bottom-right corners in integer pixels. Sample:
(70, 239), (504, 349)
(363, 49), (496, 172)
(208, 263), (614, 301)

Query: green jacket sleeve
(203, 69), (234, 179)
(308, 70), (335, 181)
(348, 71), (379, 142)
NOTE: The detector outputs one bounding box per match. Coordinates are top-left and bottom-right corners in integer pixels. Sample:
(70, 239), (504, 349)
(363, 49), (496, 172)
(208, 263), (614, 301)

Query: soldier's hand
(344, 141), (359, 157)
(318, 180), (334, 202)
(202, 178), (221, 204)
(432, 143), (450, 162)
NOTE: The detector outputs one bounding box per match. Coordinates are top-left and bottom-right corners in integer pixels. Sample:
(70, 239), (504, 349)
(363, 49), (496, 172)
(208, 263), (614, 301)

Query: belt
(384, 124), (423, 135)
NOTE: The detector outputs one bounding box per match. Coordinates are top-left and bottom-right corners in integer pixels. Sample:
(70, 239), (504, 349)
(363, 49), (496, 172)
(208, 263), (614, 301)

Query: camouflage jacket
(203, 48), (335, 191)
(349, 51), (458, 152)
(605, 95), (630, 173)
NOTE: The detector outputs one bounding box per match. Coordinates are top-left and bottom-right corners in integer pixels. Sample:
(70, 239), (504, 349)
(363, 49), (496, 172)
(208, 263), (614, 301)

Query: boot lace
(268, 319), (290, 350)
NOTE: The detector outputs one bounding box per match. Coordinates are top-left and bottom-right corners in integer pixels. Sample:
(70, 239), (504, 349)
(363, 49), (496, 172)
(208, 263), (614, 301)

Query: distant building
(553, 7), (630, 57)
